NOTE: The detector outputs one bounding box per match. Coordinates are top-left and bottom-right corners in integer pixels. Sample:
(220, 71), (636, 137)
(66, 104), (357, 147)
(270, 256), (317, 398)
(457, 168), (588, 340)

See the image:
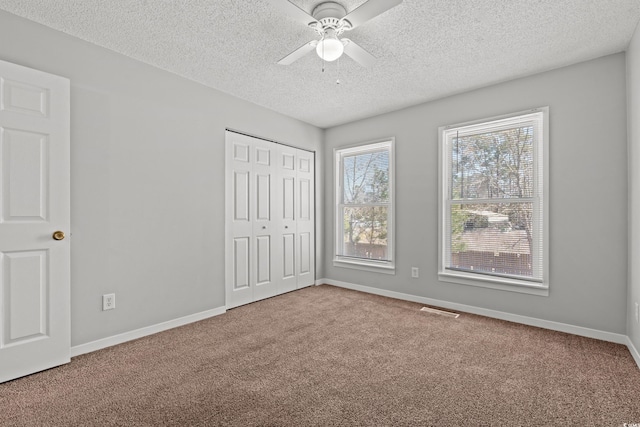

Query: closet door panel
(276, 145), (298, 294)
(225, 133), (254, 308)
(299, 231), (311, 275)
(296, 149), (315, 288)
(233, 237), (250, 290)
(252, 139), (277, 302)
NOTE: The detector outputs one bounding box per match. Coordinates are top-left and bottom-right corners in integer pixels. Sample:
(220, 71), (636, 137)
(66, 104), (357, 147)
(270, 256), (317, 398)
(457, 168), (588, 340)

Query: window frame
(438, 108), (549, 296)
(334, 138), (395, 274)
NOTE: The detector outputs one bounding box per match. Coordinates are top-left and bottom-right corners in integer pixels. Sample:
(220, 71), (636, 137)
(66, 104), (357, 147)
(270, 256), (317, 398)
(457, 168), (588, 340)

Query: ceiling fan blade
(277, 40), (318, 65)
(341, 0), (402, 29)
(342, 39), (376, 67)
(268, 0), (318, 26)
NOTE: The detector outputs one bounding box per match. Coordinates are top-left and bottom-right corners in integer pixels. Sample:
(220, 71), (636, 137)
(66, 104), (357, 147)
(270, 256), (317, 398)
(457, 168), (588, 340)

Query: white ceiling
(1, 0), (639, 128)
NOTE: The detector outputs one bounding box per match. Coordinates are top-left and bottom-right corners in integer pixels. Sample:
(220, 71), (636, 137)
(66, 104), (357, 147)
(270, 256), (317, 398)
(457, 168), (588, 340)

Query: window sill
(438, 270), (549, 296)
(334, 258), (395, 275)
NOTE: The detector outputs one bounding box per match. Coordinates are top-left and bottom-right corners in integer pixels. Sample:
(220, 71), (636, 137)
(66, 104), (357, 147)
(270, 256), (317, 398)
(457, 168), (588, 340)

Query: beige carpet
(1, 285), (639, 426)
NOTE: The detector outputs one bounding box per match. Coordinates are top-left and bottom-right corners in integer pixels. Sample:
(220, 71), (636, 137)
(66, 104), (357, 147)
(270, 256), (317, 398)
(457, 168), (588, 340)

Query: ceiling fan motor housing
(312, 2), (346, 20)
(310, 1), (352, 35)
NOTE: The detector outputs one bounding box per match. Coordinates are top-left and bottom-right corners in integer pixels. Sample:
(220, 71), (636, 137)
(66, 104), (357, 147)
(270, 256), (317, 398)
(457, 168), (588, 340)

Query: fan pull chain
(336, 57), (341, 85)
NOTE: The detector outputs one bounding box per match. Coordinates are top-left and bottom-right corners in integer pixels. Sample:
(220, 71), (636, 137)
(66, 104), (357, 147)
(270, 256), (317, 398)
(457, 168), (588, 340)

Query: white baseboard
(71, 306), (226, 357)
(319, 278), (629, 346)
(627, 337), (640, 368)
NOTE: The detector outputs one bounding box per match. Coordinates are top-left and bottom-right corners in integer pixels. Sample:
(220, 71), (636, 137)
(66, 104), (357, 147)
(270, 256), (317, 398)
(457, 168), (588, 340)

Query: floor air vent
(420, 307), (460, 318)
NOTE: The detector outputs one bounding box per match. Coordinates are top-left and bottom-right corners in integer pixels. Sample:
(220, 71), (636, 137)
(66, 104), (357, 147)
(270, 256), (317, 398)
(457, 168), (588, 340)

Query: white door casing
(0, 59), (70, 383)
(225, 131), (315, 309)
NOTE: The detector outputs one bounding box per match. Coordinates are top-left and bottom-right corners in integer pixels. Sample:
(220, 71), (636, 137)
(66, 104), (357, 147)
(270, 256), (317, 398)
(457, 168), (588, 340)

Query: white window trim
(334, 138), (395, 274)
(438, 108), (549, 296)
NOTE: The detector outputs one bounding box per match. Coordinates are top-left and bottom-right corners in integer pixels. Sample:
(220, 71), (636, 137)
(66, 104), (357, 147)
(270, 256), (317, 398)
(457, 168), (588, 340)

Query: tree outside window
(336, 140), (394, 268)
(441, 110), (547, 287)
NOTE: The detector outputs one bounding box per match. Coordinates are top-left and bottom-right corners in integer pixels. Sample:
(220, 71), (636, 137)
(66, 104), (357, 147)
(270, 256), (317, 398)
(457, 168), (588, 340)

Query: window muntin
(335, 140), (394, 270)
(440, 110), (547, 289)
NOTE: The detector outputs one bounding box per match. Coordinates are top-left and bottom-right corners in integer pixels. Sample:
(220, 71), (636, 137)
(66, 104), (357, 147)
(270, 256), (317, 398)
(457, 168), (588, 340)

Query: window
(335, 139), (394, 273)
(439, 109), (548, 295)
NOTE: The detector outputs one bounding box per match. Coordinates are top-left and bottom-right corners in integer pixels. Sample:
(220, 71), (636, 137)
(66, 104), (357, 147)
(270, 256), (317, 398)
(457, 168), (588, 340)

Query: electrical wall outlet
(103, 293), (115, 311)
(411, 267), (419, 278)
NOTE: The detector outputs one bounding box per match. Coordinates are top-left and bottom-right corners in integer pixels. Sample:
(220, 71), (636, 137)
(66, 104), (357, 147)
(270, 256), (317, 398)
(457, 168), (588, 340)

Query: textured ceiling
(0, 0), (639, 128)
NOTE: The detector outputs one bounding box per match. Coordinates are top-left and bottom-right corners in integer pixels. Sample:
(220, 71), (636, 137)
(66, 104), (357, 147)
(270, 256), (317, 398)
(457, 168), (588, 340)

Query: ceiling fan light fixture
(316, 31), (344, 62)
(275, 0), (403, 67)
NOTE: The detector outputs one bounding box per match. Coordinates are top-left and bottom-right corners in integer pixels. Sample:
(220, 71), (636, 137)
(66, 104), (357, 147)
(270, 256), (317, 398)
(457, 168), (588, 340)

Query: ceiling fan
(270, 0), (403, 67)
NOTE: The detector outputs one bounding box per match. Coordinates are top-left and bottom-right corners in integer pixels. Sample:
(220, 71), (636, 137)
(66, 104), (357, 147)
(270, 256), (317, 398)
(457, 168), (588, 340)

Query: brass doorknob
(52, 231), (65, 241)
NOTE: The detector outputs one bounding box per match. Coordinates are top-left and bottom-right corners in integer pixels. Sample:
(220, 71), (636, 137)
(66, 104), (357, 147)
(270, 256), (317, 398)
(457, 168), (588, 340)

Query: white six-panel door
(225, 131), (314, 309)
(0, 60), (70, 383)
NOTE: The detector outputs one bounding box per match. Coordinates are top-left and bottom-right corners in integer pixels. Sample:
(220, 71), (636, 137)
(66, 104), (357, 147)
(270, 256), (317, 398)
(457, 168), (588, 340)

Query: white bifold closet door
(225, 131), (315, 309)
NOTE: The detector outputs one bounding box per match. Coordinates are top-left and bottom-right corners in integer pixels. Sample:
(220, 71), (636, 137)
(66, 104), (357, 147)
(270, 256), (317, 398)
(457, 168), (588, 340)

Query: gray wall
(628, 24), (640, 350)
(0, 9), (632, 347)
(0, 11), (324, 347)
(324, 54), (629, 334)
